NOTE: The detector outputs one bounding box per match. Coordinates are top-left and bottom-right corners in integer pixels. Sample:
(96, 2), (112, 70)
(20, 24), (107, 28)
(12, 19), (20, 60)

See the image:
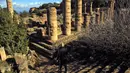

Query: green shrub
(0, 8), (28, 55)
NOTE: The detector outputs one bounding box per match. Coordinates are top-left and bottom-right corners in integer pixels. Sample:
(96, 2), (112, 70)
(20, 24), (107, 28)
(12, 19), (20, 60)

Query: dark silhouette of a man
(52, 43), (68, 73)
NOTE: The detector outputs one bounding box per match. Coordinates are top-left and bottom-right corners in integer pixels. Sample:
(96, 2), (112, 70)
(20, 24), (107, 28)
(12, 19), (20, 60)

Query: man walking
(52, 43), (68, 73)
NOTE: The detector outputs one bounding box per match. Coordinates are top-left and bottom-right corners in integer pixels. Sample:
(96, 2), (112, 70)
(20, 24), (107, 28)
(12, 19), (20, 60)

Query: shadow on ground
(38, 40), (130, 73)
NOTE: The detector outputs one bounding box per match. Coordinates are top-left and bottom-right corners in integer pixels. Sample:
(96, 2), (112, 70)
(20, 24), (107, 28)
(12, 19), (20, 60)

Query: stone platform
(29, 28), (89, 59)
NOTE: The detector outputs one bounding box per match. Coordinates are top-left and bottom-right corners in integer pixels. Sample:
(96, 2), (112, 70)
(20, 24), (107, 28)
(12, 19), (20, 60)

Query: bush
(0, 8), (28, 55)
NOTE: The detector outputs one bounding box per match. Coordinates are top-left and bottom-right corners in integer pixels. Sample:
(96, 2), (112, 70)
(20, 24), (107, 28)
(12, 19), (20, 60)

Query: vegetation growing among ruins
(0, 8), (28, 55)
(0, 0), (130, 73)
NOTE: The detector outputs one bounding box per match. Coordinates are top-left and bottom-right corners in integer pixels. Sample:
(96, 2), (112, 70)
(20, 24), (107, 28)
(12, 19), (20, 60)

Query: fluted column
(47, 7), (58, 41)
(110, 0), (115, 19)
(96, 8), (100, 24)
(107, 8), (110, 19)
(6, 0), (14, 18)
(100, 10), (105, 24)
(63, 0), (71, 35)
(75, 0), (82, 31)
(90, 2), (93, 15)
(84, 13), (90, 28)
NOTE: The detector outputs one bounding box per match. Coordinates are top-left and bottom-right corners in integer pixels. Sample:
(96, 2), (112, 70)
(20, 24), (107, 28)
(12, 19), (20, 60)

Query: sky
(0, 0), (62, 12)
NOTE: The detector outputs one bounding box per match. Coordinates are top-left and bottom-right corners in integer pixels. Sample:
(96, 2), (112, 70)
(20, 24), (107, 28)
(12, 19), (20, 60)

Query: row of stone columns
(47, 0), (107, 42)
(95, 8), (105, 25)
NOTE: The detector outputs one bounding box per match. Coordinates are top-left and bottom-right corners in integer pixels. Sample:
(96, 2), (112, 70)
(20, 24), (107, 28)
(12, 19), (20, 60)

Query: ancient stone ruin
(63, 0), (71, 35)
(6, 0), (116, 43)
(47, 7), (58, 41)
(0, 47), (7, 61)
(96, 8), (100, 24)
(5, 0), (116, 59)
(109, 0), (115, 19)
(75, 0), (82, 31)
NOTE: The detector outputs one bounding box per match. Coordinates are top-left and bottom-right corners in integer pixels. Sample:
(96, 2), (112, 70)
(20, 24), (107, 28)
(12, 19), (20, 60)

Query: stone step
(38, 42), (53, 50)
(30, 36), (54, 50)
(30, 42), (53, 59)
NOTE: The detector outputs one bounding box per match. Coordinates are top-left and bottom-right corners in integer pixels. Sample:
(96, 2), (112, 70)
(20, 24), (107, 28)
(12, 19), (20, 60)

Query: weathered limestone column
(83, 0), (87, 14)
(63, 0), (71, 35)
(90, 2), (93, 15)
(47, 7), (58, 41)
(91, 13), (96, 25)
(0, 47), (7, 61)
(6, 0), (14, 18)
(96, 8), (100, 24)
(84, 13), (90, 28)
(100, 10), (105, 24)
(107, 8), (111, 19)
(110, 0), (115, 19)
(75, 0), (82, 31)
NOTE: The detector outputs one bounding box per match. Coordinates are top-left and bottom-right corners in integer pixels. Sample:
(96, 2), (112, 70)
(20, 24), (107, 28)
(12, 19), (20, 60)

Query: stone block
(0, 47), (7, 61)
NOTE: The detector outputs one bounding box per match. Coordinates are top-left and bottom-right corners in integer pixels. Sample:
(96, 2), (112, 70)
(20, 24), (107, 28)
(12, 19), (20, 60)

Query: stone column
(84, 13), (90, 28)
(91, 13), (96, 25)
(6, 0), (14, 18)
(63, 0), (71, 35)
(75, 0), (82, 31)
(47, 7), (58, 41)
(110, 0), (115, 19)
(107, 8), (110, 19)
(83, 0), (87, 14)
(100, 10), (105, 24)
(90, 2), (93, 15)
(96, 8), (100, 24)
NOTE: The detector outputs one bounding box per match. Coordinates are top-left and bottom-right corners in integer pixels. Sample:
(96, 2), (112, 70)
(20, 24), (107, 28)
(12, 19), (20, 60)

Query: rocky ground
(35, 56), (130, 73)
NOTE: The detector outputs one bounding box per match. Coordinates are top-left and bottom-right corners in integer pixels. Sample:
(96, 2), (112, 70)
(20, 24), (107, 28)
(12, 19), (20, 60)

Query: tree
(93, 0), (107, 7)
(0, 8), (28, 55)
(20, 10), (29, 17)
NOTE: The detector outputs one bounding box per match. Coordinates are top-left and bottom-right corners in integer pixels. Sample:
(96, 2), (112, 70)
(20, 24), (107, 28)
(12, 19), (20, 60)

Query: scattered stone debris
(14, 53), (28, 73)
(0, 47), (7, 61)
(0, 61), (11, 73)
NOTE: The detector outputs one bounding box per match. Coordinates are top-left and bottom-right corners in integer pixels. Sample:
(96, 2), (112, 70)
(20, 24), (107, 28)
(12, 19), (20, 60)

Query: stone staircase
(29, 28), (88, 59)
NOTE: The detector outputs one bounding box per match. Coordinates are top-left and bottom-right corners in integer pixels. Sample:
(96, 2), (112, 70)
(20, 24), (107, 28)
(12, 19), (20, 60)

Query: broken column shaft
(75, 0), (82, 31)
(0, 47), (7, 61)
(47, 7), (58, 41)
(6, 0), (14, 18)
(63, 0), (71, 35)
